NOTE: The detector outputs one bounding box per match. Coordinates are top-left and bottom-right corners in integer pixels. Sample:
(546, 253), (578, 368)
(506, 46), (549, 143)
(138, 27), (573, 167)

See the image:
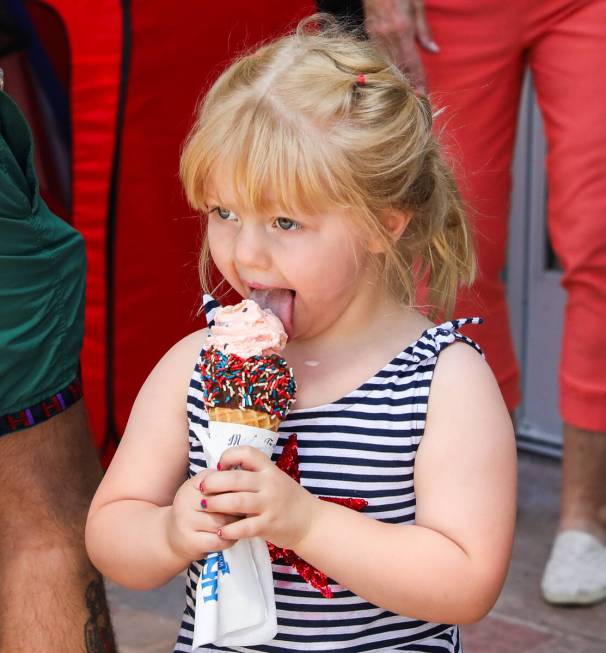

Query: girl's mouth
(249, 287), (295, 340)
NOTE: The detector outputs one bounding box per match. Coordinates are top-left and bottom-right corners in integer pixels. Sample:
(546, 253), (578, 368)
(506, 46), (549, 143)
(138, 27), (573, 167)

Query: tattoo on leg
(84, 577), (116, 652)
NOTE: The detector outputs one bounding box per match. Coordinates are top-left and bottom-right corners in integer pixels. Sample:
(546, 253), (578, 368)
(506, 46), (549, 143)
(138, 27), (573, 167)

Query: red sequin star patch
(268, 433), (368, 598)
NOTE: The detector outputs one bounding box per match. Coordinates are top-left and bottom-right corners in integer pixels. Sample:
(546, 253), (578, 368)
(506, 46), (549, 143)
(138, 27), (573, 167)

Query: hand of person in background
(362, 0), (438, 93)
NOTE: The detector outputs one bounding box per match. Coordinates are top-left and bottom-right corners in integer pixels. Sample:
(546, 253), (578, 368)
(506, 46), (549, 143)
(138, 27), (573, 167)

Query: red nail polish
(198, 481), (204, 492)
(217, 528), (223, 538)
(217, 463), (222, 471)
(201, 499), (207, 509)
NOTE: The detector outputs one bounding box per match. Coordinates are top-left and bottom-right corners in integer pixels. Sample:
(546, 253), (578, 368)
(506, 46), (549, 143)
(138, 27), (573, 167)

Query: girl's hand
(201, 446), (317, 550)
(363, 0), (438, 93)
(166, 471), (238, 562)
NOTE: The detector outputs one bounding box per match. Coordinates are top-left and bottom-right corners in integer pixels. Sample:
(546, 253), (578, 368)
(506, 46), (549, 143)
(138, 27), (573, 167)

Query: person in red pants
(318, 0), (606, 605)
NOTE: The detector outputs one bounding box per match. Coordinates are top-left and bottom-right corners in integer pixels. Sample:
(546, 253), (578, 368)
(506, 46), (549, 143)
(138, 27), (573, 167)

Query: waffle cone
(208, 407), (280, 432)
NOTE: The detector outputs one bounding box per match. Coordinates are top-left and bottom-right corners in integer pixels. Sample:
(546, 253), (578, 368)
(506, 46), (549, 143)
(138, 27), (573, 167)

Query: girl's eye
(275, 217), (300, 231)
(210, 206), (236, 221)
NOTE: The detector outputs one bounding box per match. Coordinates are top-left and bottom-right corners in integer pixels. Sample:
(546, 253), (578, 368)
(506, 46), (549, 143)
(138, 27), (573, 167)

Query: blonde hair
(180, 13), (475, 318)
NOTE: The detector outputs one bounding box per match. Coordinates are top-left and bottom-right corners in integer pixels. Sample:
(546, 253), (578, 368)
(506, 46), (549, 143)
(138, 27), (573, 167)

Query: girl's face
(205, 177), (383, 343)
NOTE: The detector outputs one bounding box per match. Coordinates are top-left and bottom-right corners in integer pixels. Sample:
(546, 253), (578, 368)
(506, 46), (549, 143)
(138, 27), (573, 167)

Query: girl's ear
(368, 210), (413, 253)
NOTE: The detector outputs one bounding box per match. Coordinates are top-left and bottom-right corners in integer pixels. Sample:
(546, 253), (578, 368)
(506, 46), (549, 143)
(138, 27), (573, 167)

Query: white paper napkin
(192, 420), (279, 649)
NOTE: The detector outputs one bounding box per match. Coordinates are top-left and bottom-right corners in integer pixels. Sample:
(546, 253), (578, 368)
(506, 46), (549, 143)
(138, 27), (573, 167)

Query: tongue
(250, 289), (294, 340)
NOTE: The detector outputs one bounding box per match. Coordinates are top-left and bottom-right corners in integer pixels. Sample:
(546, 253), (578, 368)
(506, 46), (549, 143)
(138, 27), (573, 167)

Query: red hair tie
(357, 73), (366, 86)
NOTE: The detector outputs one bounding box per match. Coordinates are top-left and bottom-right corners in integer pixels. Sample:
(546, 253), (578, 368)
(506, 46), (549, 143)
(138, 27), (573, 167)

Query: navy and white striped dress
(175, 296), (482, 653)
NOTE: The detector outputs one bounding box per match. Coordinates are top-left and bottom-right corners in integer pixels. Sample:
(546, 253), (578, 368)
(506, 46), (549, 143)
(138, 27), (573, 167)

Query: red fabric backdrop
(38, 1), (314, 463)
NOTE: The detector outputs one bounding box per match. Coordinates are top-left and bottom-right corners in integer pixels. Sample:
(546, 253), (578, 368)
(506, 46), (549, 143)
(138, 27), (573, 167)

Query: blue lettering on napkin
(200, 551), (231, 603)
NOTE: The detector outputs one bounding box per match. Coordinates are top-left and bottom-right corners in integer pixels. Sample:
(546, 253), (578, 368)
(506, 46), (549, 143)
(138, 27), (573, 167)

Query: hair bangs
(207, 102), (355, 218)
(180, 114), (227, 213)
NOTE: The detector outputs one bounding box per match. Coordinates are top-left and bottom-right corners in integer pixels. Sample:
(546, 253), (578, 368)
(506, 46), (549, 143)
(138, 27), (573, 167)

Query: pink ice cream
(206, 299), (287, 358)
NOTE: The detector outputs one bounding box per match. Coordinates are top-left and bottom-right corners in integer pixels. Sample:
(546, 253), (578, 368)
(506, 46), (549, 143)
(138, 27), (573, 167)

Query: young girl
(86, 14), (516, 653)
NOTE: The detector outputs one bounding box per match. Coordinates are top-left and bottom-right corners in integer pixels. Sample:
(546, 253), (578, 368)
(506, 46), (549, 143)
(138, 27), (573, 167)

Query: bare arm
(293, 343), (516, 623)
(85, 330), (234, 590)
(212, 343), (516, 623)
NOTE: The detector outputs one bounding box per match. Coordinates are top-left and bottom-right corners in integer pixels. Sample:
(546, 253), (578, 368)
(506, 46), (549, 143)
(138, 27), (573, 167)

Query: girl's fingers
(218, 445), (272, 473)
(204, 491), (261, 517)
(191, 468), (215, 493)
(193, 510), (239, 531)
(217, 515), (265, 541)
(194, 530), (236, 554)
(202, 468), (259, 496)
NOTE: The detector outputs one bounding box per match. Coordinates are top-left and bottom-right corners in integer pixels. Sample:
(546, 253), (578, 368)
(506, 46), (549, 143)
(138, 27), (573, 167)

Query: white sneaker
(541, 530), (606, 606)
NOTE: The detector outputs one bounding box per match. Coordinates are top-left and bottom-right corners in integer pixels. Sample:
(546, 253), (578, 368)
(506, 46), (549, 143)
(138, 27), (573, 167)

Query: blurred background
(0, 0), (313, 465)
(0, 0), (565, 464)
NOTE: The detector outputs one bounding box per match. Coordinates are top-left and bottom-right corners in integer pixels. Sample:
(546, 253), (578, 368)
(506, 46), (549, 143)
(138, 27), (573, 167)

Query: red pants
(421, 0), (606, 431)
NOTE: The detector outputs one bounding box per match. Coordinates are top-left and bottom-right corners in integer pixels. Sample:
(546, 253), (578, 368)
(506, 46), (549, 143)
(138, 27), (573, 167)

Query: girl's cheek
(208, 227), (231, 265)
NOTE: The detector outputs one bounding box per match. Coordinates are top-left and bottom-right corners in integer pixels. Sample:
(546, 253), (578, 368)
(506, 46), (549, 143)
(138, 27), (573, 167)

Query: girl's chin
(286, 315), (324, 344)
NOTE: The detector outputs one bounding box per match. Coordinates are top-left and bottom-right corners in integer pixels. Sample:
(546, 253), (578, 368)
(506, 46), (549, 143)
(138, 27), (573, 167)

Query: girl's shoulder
(386, 309), (483, 367)
(166, 326), (208, 370)
(166, 328), (209, 366)
(142, 328), (209, 400)
(422, 333), (509, 448)
(414, 317), (484, 362)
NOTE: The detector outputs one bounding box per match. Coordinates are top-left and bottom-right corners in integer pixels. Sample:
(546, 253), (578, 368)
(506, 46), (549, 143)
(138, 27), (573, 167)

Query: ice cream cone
(208, 407), (280, 432)
(201, 299), (296, 433)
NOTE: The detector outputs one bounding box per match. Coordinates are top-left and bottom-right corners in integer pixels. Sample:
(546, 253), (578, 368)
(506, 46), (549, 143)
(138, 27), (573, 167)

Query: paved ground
(106, 451), (606, 652)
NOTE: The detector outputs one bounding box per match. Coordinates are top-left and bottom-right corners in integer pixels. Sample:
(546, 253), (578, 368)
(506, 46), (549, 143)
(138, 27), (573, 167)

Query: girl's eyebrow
(210, 193), (241, 208)
(205, 197), (236, 212)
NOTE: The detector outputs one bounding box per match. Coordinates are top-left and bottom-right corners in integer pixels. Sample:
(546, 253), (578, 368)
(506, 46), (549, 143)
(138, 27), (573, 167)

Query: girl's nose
(234, 224), (271, 270)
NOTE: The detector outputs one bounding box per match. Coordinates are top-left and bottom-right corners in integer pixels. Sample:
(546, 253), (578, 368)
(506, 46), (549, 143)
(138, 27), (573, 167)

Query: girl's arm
(211, 342), (516, 624)
(85, 330), (232, 590)
(294, 342), (517, 624)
